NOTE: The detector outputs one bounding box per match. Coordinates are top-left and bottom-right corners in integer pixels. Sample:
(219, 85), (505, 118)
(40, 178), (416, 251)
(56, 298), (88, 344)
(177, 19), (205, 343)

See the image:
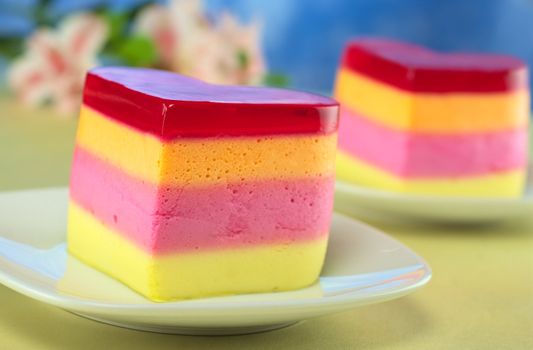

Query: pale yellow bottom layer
(336, 151), (526, 197)
(67, 203), (329, 301)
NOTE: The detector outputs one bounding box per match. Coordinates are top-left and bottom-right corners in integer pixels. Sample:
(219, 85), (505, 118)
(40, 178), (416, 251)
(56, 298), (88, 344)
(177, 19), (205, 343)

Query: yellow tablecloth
(1, 100), (532, 349)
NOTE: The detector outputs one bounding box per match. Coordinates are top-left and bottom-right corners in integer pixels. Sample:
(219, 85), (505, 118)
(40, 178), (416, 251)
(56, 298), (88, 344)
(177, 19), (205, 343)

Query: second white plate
(335, 167), (533, 224)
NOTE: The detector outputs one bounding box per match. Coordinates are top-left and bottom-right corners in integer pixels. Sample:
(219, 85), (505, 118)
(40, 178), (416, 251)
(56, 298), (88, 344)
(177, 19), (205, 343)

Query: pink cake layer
(69, 147), (334, 254)
(338, 108), (527, 177)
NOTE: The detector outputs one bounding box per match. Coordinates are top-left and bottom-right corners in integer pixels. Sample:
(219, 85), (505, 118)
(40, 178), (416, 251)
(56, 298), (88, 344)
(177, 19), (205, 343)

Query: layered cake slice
(68, 67), (339, 301)
(335, 38), (529, 197)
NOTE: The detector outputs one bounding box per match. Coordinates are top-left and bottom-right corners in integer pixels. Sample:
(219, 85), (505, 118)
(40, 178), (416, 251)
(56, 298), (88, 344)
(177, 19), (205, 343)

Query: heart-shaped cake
(335, 38), (529, 197)
(69, 67), (339, 301)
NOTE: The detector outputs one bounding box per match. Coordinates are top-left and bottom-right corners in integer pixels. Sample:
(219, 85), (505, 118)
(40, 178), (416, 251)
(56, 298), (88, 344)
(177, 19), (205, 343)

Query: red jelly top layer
(341, 38), (528, 93)
(83, 67), (339, 139)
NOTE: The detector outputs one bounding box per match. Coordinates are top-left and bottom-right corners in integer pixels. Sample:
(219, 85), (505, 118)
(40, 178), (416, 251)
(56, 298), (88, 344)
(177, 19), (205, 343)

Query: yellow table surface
(0, 99), (532, 349)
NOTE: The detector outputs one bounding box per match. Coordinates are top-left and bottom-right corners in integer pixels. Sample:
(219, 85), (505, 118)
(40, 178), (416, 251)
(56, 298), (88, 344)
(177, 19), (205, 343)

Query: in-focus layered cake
(335, 38), (529, 197)
(68, 67), (339, 301)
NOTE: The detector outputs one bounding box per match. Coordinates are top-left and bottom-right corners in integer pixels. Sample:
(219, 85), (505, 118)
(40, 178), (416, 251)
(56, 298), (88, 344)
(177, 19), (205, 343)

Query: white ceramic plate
(335, 165), (533, 224)
(0, 188), (430, 335)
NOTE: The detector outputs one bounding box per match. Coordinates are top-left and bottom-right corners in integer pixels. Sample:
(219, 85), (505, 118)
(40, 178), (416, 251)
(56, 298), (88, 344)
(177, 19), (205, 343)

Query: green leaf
(237, 49), (249, 69)
(103, 11), (129, 48)
(115, 35), (157, 67)
(0, 39), (23, 59)
(262, 73), (290, 88)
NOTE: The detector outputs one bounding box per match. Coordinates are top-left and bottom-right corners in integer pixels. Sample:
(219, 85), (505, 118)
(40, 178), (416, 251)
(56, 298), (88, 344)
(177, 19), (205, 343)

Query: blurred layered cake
(335, 38), (529, 197)
(68, 67), (339, 301)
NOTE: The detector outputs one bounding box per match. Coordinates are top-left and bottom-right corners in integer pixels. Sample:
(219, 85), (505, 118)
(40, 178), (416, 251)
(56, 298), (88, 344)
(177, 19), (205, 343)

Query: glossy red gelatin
(341, 38), (528, 93)
(83, 67), (339, 140)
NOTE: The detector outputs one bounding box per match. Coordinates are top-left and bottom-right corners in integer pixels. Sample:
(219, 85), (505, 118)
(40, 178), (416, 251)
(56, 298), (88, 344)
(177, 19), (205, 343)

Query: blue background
(2, 0), (533, 93)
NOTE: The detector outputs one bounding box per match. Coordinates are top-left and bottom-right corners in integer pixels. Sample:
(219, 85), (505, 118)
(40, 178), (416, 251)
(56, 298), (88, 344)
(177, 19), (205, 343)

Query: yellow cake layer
(335, 69), (529, 133)
(336, 151), (525, 197)
(67, 202), (329, 301)
(76, 105), (337, 185)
